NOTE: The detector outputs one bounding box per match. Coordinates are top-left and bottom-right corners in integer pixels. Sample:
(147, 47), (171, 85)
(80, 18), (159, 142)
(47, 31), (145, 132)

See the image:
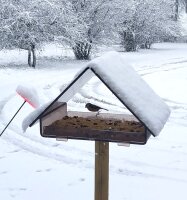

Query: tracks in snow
(137, 59), (187, 76)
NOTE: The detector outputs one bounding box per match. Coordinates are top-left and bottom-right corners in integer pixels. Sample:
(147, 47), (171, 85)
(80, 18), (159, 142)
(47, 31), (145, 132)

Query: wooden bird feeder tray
(39, 102), (151, 144)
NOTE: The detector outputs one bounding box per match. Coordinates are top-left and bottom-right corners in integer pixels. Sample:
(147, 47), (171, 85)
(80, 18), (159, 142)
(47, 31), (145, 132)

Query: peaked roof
(29, 52), (170, 136)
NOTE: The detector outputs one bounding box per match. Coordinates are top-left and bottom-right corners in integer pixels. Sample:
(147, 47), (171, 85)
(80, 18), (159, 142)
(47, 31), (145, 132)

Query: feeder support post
(95, 141), (109, 200)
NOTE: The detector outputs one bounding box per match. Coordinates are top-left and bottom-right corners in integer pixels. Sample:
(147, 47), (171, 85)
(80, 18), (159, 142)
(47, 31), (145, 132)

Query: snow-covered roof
(27, 51), (170, 136)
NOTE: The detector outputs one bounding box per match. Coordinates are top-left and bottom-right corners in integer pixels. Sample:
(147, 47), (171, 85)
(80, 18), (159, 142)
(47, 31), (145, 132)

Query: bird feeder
(27, 52), (170, 200)
(38, 102), (149, 144)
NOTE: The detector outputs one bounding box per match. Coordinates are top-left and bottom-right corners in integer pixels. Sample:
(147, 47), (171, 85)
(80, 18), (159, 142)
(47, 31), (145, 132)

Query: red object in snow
(16, 85), (40, 109)
(17, 92), (36, 108)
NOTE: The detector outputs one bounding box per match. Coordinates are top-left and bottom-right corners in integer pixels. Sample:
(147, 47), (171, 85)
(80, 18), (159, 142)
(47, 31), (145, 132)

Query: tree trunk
(122, 31), (136, 52)
(185, 0), (187, 13)
(145, 41), (151, 49)
(31, 44), (36, 68)
(174, 0), (179, 21)
(28, 48), (32, 67)
(27, 44), (36, 68)
(73, 42), (92, 60)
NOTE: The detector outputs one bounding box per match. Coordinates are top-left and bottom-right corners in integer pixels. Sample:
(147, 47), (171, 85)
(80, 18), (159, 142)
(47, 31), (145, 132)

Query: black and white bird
(85, 103), (108, 116)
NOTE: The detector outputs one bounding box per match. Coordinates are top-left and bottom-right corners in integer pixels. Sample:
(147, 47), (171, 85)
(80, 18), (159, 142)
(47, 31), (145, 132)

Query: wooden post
(95, 141), (109, 200)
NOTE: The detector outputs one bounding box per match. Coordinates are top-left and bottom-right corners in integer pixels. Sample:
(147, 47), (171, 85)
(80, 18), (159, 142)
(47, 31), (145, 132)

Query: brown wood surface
(95, 141), (109, 200)
(42, 126), (147, 144)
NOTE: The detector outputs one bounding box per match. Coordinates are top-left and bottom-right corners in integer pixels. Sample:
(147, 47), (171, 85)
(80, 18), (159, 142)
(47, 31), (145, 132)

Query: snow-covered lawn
(0, 43), (187, 200)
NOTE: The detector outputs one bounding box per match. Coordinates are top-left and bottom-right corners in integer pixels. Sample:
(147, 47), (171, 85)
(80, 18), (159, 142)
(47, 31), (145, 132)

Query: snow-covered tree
(61, 0), (116, 60)
(0, 1), (16, 49)
(116, 0), (182, 51)
(1, 0), (48, 67)
(185, 0), (187, 12)
(181, 0), (187, 13)
(0, 0), (184, 62)
(0, 0), (73, 67)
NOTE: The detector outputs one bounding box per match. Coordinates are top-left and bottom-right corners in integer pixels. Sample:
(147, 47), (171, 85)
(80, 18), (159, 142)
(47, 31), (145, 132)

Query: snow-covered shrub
(116, 0), (182, 51)
(63, 0), (116, 60)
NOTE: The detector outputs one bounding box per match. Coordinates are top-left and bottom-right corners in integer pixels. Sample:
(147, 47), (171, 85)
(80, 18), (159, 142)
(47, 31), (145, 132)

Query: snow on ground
(0, 43), (187, 200)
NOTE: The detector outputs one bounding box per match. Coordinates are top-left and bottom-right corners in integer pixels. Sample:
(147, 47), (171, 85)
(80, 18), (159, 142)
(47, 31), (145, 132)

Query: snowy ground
(0, 43), (187, 200)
